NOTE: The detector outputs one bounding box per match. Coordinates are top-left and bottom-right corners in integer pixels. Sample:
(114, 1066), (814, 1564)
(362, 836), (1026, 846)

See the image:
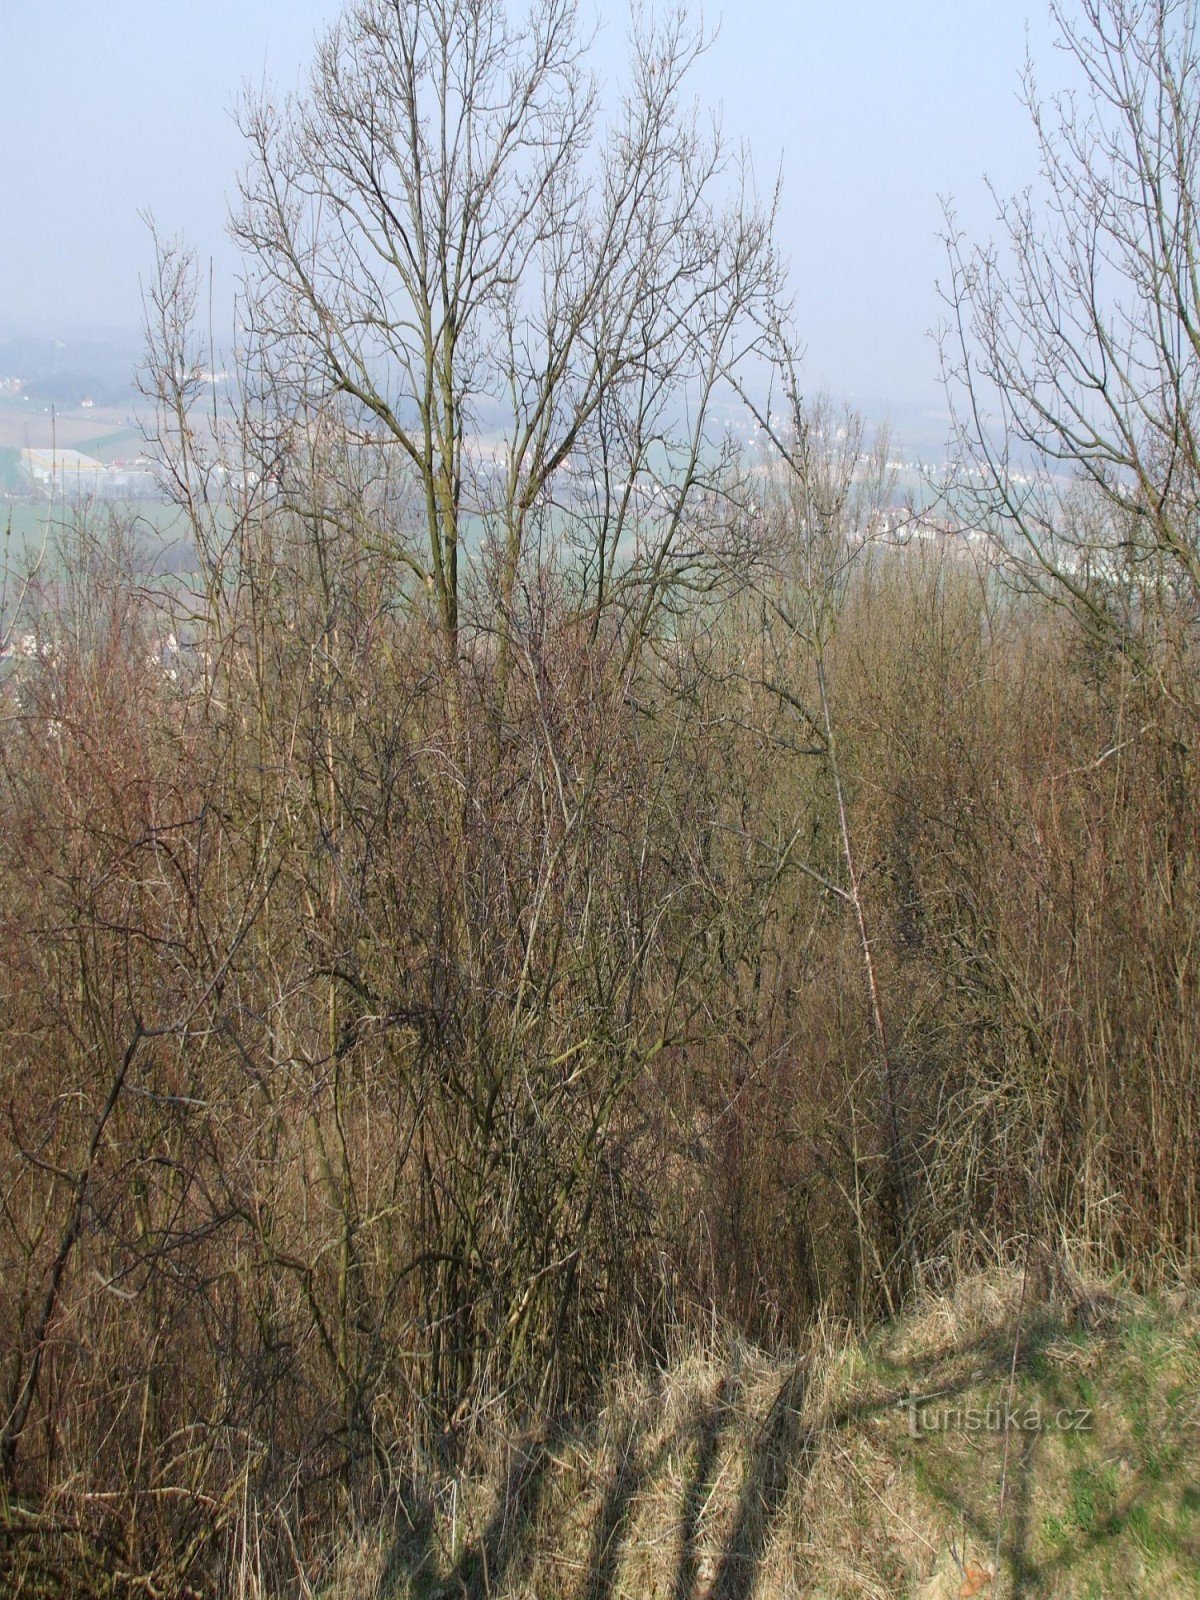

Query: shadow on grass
(375, 1306), (1188, 1599)
(708, 1362), (809, 1600)
(375, 1430), (554, 1600)
(673, 1377), (728, 1600)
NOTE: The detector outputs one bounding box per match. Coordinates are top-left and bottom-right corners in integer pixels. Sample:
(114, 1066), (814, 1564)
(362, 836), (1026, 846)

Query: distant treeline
(0, 333), (139, 408)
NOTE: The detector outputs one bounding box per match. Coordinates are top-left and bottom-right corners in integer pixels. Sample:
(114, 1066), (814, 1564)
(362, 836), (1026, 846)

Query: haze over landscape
(2, 1), (1052, 418)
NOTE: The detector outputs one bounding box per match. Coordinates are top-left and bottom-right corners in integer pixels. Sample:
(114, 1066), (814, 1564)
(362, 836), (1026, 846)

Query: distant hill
(0, 331), (141, 408)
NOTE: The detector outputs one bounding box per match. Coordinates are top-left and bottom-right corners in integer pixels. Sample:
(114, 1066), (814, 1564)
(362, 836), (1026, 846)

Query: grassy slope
(72, 426), (144, 461)
(333, 1273), (1199, 1600)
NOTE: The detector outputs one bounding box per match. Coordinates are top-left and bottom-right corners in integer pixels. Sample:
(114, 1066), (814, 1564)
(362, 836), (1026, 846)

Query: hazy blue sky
(0, 1), (1056, 406)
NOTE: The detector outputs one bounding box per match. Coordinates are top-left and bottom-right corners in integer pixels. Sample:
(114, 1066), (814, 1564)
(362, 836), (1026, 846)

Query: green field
(78, 426), (145, 461)
(0, 499), (199, 575)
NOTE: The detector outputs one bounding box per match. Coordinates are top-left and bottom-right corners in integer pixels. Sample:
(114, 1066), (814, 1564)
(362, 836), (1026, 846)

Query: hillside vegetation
(313, 1271), (1200, 1599)
(4, 0), (1200, 1594)
(2, 522), (1197, 1596)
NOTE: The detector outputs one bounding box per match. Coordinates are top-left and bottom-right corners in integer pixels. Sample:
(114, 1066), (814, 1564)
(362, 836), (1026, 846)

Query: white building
(20, 447), (106, 496)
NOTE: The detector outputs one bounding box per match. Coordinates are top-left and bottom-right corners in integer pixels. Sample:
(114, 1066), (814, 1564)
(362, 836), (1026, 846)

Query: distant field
(1, 499), (199, 576)
(0, 397), (142, 453)
(79, 426), (145, 461)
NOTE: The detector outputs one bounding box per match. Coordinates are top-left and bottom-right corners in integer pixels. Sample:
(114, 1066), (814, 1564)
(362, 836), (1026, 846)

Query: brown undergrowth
(2, 519), (1198, 1598)
(330, 1266), (1200, 1600)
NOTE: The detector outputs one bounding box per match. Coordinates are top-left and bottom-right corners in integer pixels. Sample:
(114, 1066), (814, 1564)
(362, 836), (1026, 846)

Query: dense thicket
(1, 503), (1196, 1594)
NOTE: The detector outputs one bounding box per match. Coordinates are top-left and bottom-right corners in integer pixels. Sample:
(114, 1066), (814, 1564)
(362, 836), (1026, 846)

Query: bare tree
(134, 1), (790, 1456)
(941, 0), (1200, 672)
(774, 410), (919, 1298)
(229, 0), (782, 702)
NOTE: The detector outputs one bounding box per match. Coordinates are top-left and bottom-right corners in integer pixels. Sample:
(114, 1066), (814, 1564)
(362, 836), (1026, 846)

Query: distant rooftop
(21, 447), (103, 473)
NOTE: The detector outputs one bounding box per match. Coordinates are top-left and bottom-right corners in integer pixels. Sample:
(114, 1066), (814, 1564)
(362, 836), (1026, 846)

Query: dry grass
(319, 1268), (1200, 1600)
